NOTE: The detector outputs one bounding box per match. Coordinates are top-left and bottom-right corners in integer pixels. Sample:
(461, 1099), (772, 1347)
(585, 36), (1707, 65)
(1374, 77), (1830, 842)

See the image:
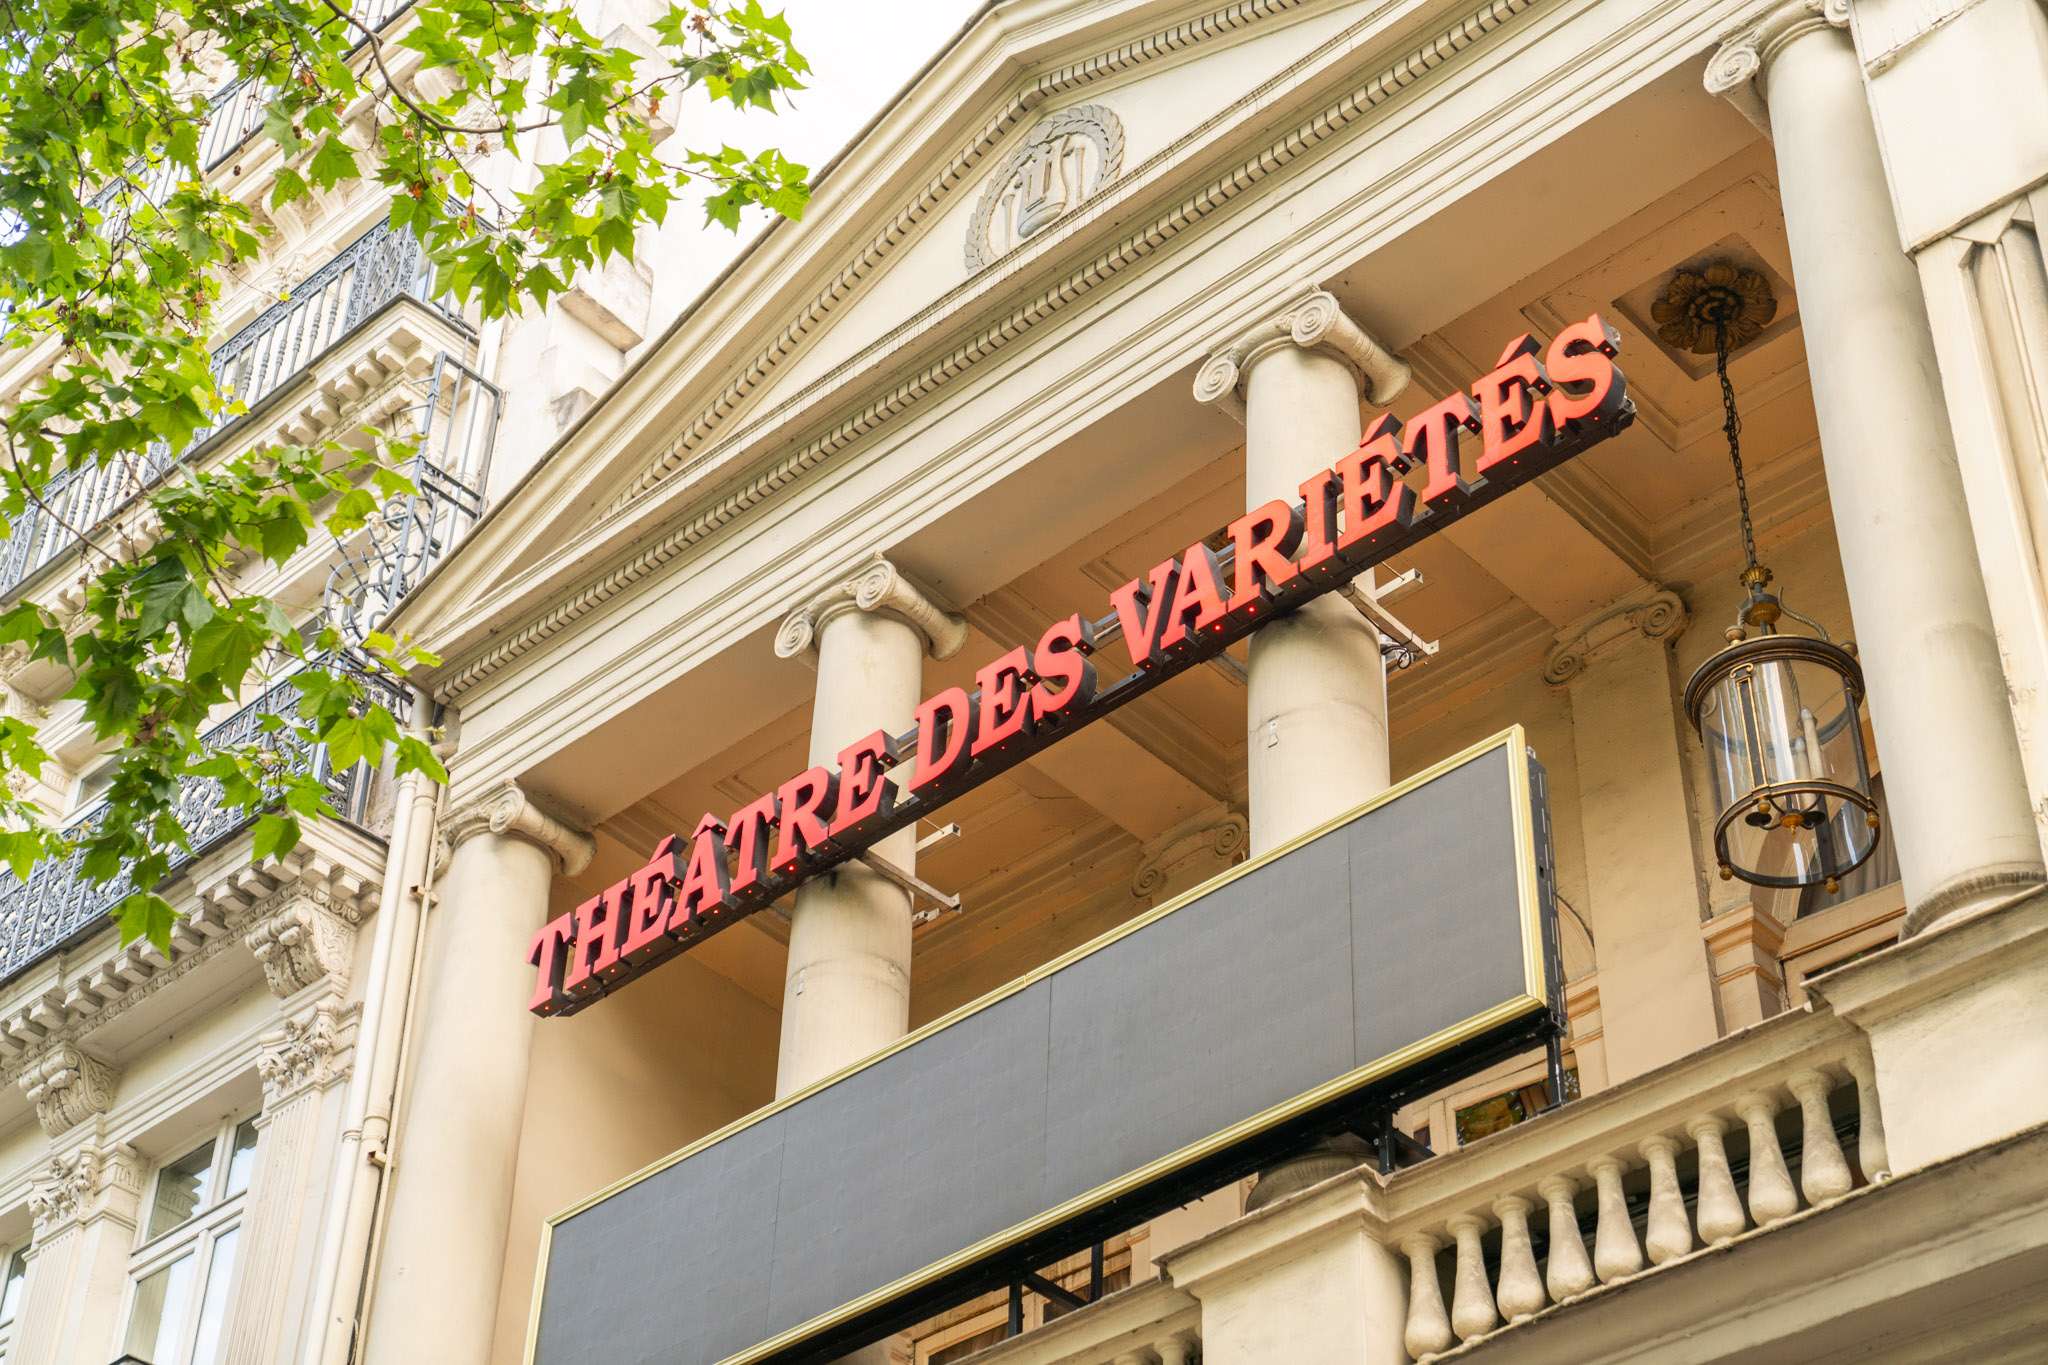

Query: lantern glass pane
(1695, 645), (1877, 887)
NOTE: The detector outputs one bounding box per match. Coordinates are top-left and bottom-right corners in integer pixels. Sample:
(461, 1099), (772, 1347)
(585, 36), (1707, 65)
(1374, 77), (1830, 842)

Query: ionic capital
(16, 1042), (119, 1138)
(1543, 586), (1689, 686)
(443, 779), (595, 876)
(774, 553), (967, 665)
(1705, 0), (1851, 133)
(1192, 288), (1411, 423)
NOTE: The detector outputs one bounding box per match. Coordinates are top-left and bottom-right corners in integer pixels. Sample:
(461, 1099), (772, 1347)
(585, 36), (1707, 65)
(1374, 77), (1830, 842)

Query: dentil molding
(1193, 287), (1413, 421)
(442, 779), (596, 876)
(1543, 587), (1689, 685)
(774, 553), (969, 665)
(16, 1041), (119, 1138)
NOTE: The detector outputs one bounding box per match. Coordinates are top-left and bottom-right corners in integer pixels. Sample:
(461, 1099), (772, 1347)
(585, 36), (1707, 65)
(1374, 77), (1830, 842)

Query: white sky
(644, 0), (988, 324)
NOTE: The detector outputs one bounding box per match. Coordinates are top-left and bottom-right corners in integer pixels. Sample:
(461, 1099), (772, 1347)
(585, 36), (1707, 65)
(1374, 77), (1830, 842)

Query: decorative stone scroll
(1193, 288), (1412, 422)
(1542, 586), (1689, 686)
(16, 1042), (119, 1137)
(964, 103), (1125, 271)
(774, 553), (968, 665)
(1704, 0), (1851, 133)
(29, 1139), (145, 1237)
(443, 780), (596, 876)
(256, 1001), (352, 1105)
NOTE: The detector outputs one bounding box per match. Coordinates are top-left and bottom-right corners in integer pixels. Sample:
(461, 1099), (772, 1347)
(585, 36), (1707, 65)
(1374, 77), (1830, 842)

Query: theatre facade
(369, 0), (2048, 1361)
(11, 0), (2047, 1362)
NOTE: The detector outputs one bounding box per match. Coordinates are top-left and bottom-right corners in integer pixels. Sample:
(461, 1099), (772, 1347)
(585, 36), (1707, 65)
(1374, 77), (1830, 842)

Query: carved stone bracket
(1193, 288), (1412, 423)
(774, 553), (969, 666)
(256, 1000), (354, 1106)
(16, 1042), (119, 1138)
(443, 780), (596, 876)
(1543, 587), (1690, 686)
(1705, 0), (1852, 134)
(29, 1138), (146, 1239)
(244, 886), (361, 1000)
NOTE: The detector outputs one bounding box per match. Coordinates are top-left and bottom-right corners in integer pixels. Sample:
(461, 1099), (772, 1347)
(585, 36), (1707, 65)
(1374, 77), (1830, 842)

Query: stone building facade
(3, 1), (2048, 1363)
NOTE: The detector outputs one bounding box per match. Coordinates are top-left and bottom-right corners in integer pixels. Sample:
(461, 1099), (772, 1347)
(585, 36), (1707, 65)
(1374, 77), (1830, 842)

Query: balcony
(0, 672), (393, 985)
(0, 217), (472, 604)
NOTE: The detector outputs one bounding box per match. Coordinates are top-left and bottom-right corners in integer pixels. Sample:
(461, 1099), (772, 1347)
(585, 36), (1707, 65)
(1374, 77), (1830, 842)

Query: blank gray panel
(535, 740), (1543, 1365)
(1043, 830), (1356, 1202)
(766, 985), (1050, 1332)
(1350, 747), (1529, 1063)
(535, 1109), (786, 1365)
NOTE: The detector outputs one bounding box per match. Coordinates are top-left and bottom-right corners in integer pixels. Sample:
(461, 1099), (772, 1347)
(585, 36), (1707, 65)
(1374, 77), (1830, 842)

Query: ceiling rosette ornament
(965, 103), (1126, 271)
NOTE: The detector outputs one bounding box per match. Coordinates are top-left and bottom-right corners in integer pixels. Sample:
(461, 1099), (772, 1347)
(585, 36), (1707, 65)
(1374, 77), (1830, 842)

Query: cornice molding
(443, 779), (595, 876)
(1192, 287), (1412, 421)
(433, 0), (1542, 703)
(773, 553), (969, 665)
(1543, 585), (1690, 686)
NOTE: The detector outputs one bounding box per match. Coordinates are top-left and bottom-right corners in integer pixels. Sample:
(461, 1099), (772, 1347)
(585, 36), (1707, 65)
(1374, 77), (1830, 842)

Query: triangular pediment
(394, 0), (1505, 687)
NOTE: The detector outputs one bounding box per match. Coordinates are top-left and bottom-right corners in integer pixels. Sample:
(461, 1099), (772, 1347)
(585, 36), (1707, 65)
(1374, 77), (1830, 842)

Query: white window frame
(0, 1239), (31, 1364)
(118, 1114), (259, 1365)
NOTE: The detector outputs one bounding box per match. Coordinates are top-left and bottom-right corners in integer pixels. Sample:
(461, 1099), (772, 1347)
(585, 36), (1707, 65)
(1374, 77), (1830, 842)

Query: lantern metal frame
(1683, 632), (1881, 891)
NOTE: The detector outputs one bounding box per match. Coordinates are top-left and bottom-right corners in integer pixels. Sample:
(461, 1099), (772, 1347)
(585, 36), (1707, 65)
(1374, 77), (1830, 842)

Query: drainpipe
(301, 691), (448, 1365)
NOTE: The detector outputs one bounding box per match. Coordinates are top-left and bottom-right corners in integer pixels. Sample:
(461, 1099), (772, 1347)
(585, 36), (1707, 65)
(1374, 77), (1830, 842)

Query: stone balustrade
(1387, 1020), (1887, 1360)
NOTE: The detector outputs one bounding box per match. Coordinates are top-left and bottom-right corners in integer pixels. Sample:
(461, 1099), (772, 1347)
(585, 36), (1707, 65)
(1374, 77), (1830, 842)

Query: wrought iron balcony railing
(0, 217), (458, 601)
(0, 672), (396, 983)
(90, 0), (418, 231)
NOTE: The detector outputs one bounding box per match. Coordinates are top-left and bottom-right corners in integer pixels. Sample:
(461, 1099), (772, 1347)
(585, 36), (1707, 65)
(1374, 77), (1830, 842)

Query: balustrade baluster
(1536, 1175), (1594, 1300)
(1638, 1135), (1693, 1264)
(1400, 1233), (1453, 1360)
(1492, 1195), (1546, 1322)
(1686, 1115), (1747, 1244)
(1844, 1052), (1889, 1181)
(1736, 1090), (1799, 1225)
(1789, 1069), (1854, 1203)
(1154, 1333), (1193, 1365)
(1588, 1156), (1643, 1282)
(1446, 1213), (1497, 1342)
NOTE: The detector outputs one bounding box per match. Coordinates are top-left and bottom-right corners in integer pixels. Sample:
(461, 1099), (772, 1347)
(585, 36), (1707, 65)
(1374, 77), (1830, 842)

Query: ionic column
(772, 555), (965, 1098)
(1546, 587), (1721, 1082)
(11, 1136), (147, 1365)
(1196, 289), (1410, 1212)
(1708, 5), (2046, 931)
(366, 782), (592, 1365)
(1195, 289), (1410, 857)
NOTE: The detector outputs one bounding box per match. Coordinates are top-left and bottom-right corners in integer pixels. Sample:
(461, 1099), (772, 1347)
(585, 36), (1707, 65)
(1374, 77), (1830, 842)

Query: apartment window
(121, 1117), (259, 1365)
(0, 1243), (29, 1364)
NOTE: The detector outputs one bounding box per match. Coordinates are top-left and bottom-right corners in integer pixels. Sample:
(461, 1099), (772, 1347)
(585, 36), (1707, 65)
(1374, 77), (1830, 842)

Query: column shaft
(366, 829), (557, 1365)
(1242, 345), (1389, 856)
(1564, 630), (1720, 1081)
(776, 606), (924, 1097)
(1762, 20), (2044, 928)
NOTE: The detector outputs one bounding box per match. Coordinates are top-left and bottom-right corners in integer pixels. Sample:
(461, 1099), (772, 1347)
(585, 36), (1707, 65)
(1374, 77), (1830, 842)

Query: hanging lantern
(1657, 263), (1882, 892)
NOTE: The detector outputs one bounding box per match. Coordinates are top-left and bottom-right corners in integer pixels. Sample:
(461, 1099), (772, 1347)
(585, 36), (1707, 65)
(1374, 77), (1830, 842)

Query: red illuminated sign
(529, 315), (1633, 1016)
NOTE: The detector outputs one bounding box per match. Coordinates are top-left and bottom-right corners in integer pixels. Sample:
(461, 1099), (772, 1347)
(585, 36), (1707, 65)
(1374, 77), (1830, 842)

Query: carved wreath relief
(964, 104), (1126, 271)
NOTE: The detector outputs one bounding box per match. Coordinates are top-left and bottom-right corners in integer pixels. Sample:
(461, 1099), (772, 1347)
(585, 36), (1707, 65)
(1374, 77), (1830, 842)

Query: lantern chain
(1714, 317), (1760, 578)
